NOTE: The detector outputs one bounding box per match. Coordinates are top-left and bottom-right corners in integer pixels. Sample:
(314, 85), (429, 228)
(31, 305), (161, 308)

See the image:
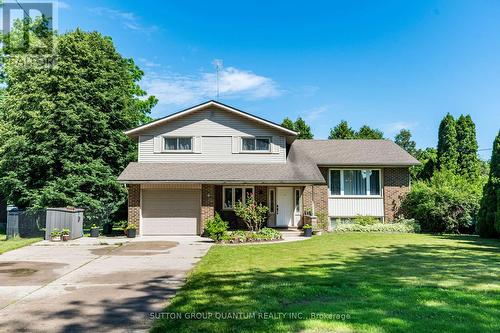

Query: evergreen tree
(0, 22), (156, 214)
(437, 113), (459, 172)
(477, 131), (500, 238)
(294, 117), (314, 139)
(328, 120), (356, 139)
(395, 129), (417, 156)
(356, 125), (384, 139)
(456, 115), (480, 178)
(281, 117), (295, 131)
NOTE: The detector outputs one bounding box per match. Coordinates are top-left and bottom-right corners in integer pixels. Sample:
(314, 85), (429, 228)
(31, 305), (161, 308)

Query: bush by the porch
(234, 195), (269, 231)
(203, 213), (229, 241)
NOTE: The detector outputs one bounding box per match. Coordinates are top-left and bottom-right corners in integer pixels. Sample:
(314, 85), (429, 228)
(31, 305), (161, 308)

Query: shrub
(61, 228), (70, 236)
(402, 170), (485, 233)
(256, 227), (283, 240)
(353, 215), (380, 226)
(316, 212), (329, 231)
(234, 195), (269, 231)
(333, 220), (420, 233)
(203, 213), (229, 241)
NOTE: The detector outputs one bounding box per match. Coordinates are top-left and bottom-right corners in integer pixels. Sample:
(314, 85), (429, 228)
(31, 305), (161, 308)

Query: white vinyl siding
(138, 108), (286, 163)
(328, 198), (384, 217)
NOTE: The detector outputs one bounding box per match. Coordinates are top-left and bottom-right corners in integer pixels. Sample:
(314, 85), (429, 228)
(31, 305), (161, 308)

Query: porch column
(127, 184), (141, 234)
(201, 184), (215, 234)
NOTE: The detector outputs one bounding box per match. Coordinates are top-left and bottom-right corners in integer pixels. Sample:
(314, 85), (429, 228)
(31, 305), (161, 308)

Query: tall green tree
(328, 120), (356, 139)
(0, 22), (156, 214)
(456, 115), (480, 178)
(281, 117), (295, 131)
(280, 117), (314, 139)
(437, 113), (459, 172)
(394, 129), (417, 157)
(413, 148), (437, 181)
(294, 117), (313, 139)
(477, 131), (500, 238)
(356, 125), (384, 139)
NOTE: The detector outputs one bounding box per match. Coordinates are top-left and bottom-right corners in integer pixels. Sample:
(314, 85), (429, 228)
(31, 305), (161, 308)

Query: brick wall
(303, 167), (329, 224)
(127, 184), (141, 233)
(201, 184), (215, 234)
(383, 168), (410, 221)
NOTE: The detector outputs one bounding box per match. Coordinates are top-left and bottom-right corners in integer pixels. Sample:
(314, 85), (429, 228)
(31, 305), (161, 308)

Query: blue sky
(46, 1), (500, 157)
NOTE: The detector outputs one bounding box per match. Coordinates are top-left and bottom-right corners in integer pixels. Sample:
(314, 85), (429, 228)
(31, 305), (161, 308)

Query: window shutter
(193, 136), (202, 153)
(154, 136), (162, 153)
(232, 136), (240, 154)
(272, 136), (281, 154)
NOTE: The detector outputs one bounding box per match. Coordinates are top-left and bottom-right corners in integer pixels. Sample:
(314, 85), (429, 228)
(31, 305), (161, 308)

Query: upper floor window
(241, 137), (270, 152)
(329, 169), (381, 197)
(164, 137), (192, 151)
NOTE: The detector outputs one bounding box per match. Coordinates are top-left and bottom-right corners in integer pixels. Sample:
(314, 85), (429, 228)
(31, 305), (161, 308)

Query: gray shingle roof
(118, 139), (419, 184)
(118, 143), (325, 184)
(292, 140), (420, 166)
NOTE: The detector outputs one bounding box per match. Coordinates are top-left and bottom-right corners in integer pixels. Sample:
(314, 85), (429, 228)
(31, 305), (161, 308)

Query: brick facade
(127, 184), (141, 233)
(383, 168), (410, 221)
(200, 184), (215, 233)
(303, 167), (329, 226)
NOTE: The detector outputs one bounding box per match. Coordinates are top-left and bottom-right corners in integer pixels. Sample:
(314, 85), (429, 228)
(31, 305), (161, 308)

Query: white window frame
(294, 188), (302, 215)
(268, 188), (275, 213)
(240, 137), (271, 153)
(222, 186), (255, 210)
(328, 168), (382, 198)
(163, 136), (193, 152)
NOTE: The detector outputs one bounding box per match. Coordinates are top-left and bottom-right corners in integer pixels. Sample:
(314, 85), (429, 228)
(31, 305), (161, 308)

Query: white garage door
(141, 188), (200, 235)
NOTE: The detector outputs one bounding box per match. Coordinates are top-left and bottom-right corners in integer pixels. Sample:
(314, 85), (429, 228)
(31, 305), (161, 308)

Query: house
(118, 100), (420, 236)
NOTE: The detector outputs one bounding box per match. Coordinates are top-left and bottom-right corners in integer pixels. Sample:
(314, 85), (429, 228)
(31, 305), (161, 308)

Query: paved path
(0, 236), (212, 332)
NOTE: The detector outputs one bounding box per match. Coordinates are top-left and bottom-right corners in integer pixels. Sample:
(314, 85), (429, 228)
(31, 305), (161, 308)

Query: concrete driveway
(0, 236), (212, 332)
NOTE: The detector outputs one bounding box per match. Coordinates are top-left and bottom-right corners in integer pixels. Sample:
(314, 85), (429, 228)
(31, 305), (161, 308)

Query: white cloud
(88, 7), (158, 34)
(142, 65), (280, 106)
(303, 106), (329, 121)
(383, 121), (418, 135)
(139, 58), (161, 68)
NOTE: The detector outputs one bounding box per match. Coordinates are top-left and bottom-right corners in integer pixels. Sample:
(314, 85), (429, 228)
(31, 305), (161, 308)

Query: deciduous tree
(0, 22), (156, 217)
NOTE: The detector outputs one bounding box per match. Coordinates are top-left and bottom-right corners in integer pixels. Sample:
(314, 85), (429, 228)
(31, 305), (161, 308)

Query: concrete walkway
(0, 236), (212, 332)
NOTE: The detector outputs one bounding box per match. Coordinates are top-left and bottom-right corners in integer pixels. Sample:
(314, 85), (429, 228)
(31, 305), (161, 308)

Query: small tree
(234, 195), (269, 231)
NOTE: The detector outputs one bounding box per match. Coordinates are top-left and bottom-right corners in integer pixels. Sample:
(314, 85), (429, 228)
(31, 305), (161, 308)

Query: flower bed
(219, 228), (283, 244)
(333, 219), (421, 233)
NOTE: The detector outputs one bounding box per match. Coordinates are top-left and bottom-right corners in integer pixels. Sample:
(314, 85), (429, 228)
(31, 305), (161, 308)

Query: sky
(22, 1), (500, 157)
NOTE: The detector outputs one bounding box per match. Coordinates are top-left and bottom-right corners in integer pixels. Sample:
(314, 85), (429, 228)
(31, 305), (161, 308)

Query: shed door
(141, 188), (200, 235)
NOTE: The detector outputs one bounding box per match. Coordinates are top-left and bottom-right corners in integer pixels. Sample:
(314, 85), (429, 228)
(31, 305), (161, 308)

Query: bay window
(223, 186), (254, 210)
(329, 169), (381, 196)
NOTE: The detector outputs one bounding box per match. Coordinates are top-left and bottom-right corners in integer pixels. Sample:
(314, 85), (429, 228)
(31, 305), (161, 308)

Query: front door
(276, 187), (293, 227)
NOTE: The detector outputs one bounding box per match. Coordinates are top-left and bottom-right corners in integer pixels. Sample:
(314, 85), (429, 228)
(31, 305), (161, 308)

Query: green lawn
(152, 233), (500, 333)
(0, 235), (42, 255)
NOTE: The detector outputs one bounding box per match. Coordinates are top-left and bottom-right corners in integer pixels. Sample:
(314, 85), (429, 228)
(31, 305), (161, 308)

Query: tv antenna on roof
(212, 59), (223, 100)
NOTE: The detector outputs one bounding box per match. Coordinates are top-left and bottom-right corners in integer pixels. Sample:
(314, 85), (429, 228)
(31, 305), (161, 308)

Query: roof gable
(124, 100), (298, 137)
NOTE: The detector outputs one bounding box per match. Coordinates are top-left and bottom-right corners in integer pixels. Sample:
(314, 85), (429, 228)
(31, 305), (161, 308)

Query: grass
(0, 234), (42, 255)
(152, 233), (500, 333)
